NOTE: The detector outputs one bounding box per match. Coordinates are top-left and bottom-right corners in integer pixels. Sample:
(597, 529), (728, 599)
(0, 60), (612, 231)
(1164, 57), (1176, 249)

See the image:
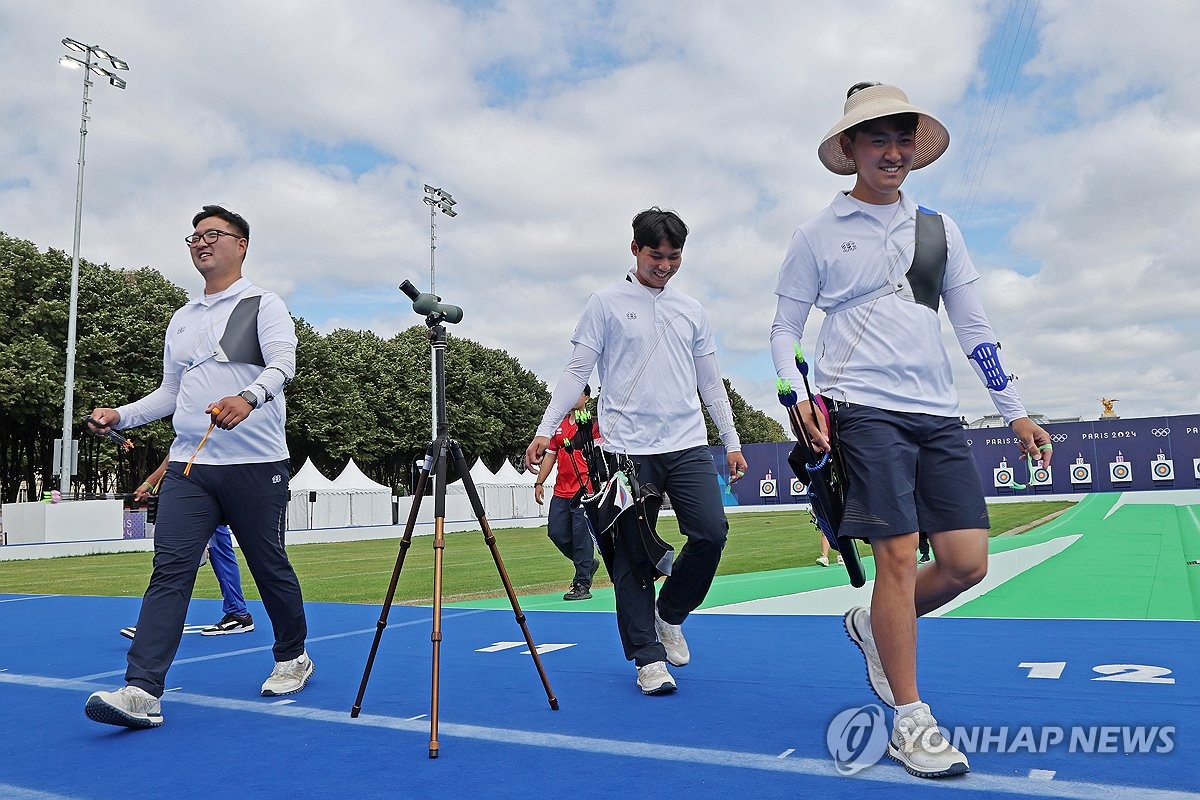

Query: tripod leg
(428, 439), (450, 758)
(351, 443), (434, 718)
(451, 441), (559, 711)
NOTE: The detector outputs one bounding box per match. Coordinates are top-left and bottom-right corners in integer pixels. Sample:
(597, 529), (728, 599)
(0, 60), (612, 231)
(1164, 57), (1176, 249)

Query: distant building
(965, 412), (1082, 429)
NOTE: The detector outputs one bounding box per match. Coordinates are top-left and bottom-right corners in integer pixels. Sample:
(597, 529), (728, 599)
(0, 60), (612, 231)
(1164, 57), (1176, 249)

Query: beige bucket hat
(817, 84), (950, 175)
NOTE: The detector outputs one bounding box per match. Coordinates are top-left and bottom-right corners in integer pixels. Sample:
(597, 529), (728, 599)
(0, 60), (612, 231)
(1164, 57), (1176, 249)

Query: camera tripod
(351, 282), (558, 759)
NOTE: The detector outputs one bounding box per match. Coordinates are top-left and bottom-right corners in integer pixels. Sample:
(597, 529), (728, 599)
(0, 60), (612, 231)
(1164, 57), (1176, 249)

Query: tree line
(0, 231), (783, 501)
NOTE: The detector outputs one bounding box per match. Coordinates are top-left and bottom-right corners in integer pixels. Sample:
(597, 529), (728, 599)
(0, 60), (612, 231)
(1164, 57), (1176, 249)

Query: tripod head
(400, 280), (464, 325)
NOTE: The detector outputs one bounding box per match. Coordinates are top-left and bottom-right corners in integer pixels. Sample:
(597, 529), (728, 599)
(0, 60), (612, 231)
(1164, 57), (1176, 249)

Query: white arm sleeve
(695, 352), (741, 452)
(770, 295), (814, 383)
(115, 380), (180, 429)
(246, 294), (297, 404)
(535, 343), (600, 438)
(115, 340), (182, 429)
(943, 280), (1028, 424)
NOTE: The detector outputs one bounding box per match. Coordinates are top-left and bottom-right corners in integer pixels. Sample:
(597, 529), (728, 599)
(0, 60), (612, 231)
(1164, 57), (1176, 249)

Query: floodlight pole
(57, 37), (128, 497)
(422, 185), (457, 440)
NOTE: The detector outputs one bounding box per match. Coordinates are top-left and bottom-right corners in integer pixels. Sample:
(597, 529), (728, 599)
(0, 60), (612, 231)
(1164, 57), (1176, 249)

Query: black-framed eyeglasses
(185, 229), (245, 246)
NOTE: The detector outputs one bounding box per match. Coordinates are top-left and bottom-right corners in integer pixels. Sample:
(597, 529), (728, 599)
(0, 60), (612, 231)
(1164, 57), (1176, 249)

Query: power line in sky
(951, 0), (1041, 229)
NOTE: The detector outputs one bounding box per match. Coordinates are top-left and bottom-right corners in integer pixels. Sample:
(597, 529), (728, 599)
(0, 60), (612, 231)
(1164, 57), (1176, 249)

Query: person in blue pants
(119, 461), (255, 638)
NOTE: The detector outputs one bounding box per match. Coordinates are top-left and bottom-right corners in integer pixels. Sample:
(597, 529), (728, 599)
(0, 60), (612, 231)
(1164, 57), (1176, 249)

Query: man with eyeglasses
(84, 205), (312, 729)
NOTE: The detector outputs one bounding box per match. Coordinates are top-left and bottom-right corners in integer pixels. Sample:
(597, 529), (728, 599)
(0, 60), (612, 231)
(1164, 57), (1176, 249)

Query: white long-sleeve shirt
(537, 273), (740, 455)
(770, 191), (1026, 423)
(117, 277), (296, 464)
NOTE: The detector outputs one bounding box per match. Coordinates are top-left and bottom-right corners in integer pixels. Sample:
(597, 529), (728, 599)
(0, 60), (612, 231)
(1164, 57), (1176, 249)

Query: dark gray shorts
(835, 404), (989, 539)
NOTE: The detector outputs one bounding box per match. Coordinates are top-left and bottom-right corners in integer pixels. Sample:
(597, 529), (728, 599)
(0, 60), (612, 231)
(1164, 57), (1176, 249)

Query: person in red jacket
(533, 384), (600, 600)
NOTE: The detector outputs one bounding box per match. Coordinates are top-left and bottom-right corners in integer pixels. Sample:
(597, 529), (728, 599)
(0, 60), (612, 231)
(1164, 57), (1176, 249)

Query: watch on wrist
(238, 390), (259, 409)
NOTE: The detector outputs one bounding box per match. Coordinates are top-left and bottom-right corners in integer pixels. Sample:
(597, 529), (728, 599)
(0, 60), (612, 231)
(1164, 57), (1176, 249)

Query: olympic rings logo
(1051, 433), (1069, 443)
(1152, 428), (1171, 437)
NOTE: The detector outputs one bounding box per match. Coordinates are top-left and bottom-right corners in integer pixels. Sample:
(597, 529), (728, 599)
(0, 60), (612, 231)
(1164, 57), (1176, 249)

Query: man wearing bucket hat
(770, 83), (1052, 778)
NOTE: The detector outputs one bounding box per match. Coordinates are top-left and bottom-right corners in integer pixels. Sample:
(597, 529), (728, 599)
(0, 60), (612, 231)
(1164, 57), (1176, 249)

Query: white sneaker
(816, 554), (830, 567)
(844, 606), (895, 707)
(261, 650), (315, 696)
(837, 555), (845, 565)
(888, 705), (970, 778)
(85, 685), (163, 728)
(654, 605), (690, 666)
(636, 661), (677, 695)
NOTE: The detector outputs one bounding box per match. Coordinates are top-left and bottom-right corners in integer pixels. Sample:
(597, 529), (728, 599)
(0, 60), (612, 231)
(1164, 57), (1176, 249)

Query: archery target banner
(993, 464), (1014, 488)
(1109, 461), (1132, 483)
(789, 477), (804, 496)
(1070, 462), (1092, 484)
(1031, 464), (1052, 486)
(1151, 459), (1175, 481)
(759, 478), (777, 497)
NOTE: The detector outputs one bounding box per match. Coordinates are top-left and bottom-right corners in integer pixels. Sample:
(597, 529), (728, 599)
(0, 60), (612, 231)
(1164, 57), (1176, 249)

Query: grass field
(0, 501), (1072, 605)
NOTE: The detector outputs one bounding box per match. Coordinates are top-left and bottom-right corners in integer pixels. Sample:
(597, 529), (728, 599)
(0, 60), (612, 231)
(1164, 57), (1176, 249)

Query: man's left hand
(208, 396), (254, 430)
(1011, 416), (1053, 465)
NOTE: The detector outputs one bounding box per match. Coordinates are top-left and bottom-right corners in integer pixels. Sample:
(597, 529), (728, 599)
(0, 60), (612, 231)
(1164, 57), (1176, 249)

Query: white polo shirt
(572, 275), (714, 454)
(774, 192), (978, 417)
(116, 277), (296, 465)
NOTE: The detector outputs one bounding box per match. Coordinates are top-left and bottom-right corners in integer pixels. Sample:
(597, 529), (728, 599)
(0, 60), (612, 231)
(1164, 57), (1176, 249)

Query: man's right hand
(797, 399), (831, 453)
(525, 436), (550, 472)
(87, 408), (121, 432)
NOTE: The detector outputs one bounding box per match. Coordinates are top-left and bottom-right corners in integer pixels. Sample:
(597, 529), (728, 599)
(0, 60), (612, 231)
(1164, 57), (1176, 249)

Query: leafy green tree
(703, 379), (788, 446)
(1, 230), (784, 504)
(0, 233), (182, 500)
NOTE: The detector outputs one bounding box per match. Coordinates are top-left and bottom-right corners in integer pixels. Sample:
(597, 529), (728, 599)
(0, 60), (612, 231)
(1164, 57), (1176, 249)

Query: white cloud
(1, 0), (1196, 436)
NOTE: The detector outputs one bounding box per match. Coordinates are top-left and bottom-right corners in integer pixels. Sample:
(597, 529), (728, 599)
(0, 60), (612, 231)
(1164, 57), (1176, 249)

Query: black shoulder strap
(907, 207), (947, 312)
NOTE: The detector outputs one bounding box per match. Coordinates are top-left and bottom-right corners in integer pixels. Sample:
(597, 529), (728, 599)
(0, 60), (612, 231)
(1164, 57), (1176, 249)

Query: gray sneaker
(654, 605), (690, 667)
(888, 705), (970, 778)
(261, 650), (314, 696)
(636, 661), (677, 695)
(844, 606), (895, 707)
(85, 685), (163, 728)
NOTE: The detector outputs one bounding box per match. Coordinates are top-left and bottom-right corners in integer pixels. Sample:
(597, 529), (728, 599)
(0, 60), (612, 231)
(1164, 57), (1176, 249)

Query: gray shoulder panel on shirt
(219, 295), (265, 367)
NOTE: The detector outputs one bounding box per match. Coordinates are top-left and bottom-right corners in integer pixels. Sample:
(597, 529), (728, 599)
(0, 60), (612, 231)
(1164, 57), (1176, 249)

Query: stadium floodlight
(56, 37), (129, 497)
(421, 185), (458, 439)
(422, 185), (457, 294)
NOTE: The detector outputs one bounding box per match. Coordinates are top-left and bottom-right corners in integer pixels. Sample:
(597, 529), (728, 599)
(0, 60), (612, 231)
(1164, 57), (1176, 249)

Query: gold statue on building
(1099, 398), (1119, 419)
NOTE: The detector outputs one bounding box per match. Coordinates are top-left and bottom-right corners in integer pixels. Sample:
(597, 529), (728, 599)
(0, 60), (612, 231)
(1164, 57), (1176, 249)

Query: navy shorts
(835, 403), (989, 539)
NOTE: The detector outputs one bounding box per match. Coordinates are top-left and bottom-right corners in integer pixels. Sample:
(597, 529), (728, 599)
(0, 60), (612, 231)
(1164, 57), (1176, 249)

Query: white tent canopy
(445, 456), (544, 519)
(291, 458), (337, 491)
(331, 459), (392, 526)
(286, 458), (393, 530)
(286, 459), (349, 530)
(332, 459), (390, 492)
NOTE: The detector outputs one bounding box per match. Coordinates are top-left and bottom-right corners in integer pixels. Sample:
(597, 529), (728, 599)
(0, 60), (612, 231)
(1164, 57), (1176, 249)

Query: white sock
(894, 701), (928, 724)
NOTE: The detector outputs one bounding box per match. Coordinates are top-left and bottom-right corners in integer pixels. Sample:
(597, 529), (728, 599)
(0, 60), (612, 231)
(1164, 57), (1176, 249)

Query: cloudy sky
(2, 0), (1197, 430)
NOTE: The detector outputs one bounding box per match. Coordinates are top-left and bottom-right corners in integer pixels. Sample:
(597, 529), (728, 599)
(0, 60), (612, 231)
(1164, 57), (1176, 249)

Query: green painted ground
(450, 493), (1200, 620)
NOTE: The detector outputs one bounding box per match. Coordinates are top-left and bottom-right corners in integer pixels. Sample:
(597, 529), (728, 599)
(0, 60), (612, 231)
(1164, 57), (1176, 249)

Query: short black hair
(583, 383), (592, 397)
(846, 113), (918, 141)
(631, 207), (688, 250)
(192, 205), (250, 240)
